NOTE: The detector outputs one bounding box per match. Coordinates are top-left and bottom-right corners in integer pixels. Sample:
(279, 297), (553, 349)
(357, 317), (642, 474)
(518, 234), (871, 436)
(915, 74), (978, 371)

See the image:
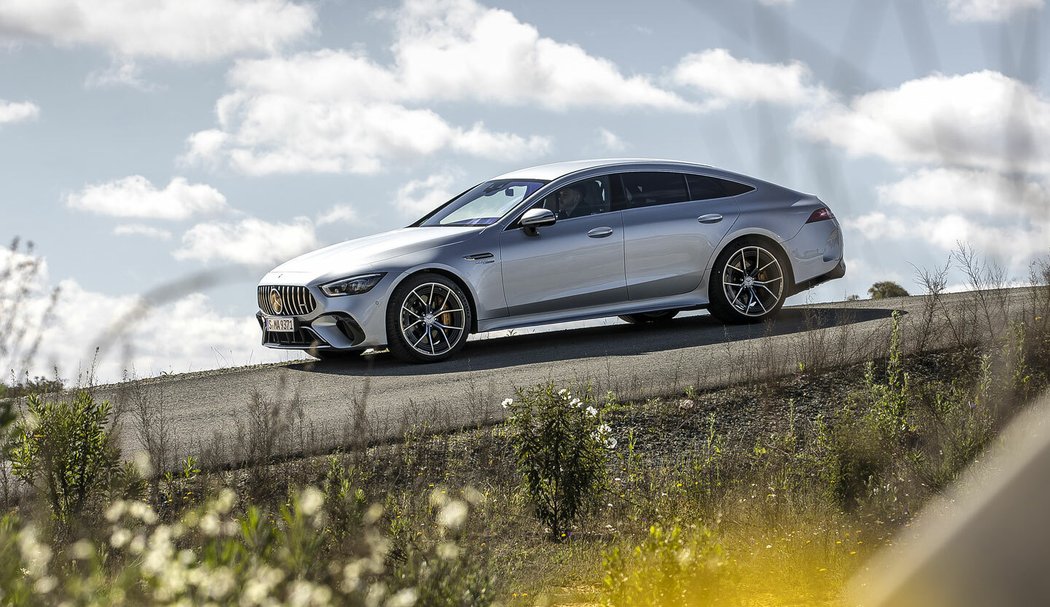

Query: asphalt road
(95, 288), (1039, 467)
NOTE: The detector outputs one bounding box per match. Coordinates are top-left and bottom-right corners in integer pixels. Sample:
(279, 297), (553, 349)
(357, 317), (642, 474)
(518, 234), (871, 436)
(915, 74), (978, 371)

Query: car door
(499, 175), (627, 317)
(618, 172), (745, 300)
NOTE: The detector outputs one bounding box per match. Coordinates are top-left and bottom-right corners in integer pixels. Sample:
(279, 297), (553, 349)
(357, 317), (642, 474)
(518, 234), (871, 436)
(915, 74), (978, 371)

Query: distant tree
(868, 281), (910, 300)
(846, 294), (860, 301)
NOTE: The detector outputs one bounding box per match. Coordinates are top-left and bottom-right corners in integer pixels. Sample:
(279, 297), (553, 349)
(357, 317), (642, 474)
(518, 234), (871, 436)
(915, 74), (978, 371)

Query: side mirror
(519, 208), (557, 233)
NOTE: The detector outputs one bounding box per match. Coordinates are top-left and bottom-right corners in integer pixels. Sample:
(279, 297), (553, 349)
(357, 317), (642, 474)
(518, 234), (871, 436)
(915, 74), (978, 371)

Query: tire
(707, 237), (789, 324)
(386, 273), (472, 363)
(618, 310), (679, 324)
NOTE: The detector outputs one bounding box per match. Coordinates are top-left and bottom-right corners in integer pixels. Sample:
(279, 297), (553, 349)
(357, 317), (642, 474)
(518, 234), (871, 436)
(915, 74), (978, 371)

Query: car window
(619, 172), (689, 208)
(418, 179), (547, 227)
(685, 174), (755, 200)
(531, 176), (613, 221)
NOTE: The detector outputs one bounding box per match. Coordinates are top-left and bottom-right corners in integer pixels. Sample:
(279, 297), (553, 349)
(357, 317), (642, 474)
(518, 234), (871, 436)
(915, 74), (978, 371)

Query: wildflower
(437, 500), (469, 530)
(299, 486), (325, 517)
(436, 541), (461, 560)
(71, 539), (94, 560)
(199, 513), (221, 536)
(585, 405), (598, 417)
(501, 397), (513, 409)
(105, 500), (127, 523)
(110, 528), (132, 549)
(388, 588), (419, 607)
(604, 437), (618, 449)
(213, 488), (237, 514)
(558, 388), (569, 398)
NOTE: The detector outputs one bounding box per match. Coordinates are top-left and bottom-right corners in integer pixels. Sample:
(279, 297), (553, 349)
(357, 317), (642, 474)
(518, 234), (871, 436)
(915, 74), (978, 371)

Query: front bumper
(256, 311), (368, 350)
(257, 274), (397, 351)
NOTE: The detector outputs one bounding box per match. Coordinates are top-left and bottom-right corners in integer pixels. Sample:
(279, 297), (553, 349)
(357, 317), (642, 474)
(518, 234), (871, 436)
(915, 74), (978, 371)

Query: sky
(1, 0), (1048, 384)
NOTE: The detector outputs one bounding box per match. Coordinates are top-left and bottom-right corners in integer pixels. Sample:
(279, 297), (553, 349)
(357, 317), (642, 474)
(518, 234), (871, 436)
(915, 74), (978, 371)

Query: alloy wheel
(721, 245), (784, 317)
(398, 282), (467, 356)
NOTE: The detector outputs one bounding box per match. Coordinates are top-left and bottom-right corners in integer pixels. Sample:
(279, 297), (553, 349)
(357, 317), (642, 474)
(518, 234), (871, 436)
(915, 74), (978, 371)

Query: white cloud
(113, 224), (174, 240)
(941, 0), (1043, 22)
(597, 128), (626, 152)
(185, 0), (695, 174)
(877, 168), (1050, 216)
(187, 77), (551, 174)
(0, 0), (316, 62)
(390, 0), (694, 111)
(0, 98), (40, 124)
(174, 217), (318, 265)
(797, 70), (1050, 174)
(85, 58), (159, 91)
(67, 176), (228, 220)
(672, 48), (828, 108)
(315, 205), (358, 227)
(394, 174), (459, 216)
(846, 211), (1049, 266)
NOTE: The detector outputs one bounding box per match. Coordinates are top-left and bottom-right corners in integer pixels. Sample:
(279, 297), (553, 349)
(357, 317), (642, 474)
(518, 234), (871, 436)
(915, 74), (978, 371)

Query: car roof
(492, 158), (715, 182)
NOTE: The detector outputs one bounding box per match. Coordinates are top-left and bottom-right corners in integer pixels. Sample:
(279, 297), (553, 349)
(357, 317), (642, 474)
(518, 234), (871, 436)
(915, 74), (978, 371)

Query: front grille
(264, 326), (324, 347)
(258, 285), (317, 316)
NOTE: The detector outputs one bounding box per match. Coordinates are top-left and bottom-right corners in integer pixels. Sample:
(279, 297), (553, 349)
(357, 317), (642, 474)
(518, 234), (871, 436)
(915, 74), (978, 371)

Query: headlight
(320, 273), (385, 297)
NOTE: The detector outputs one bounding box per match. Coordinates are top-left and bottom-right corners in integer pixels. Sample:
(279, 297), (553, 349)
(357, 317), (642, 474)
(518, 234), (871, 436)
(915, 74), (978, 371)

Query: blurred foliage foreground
(1, 255), (1049, 606)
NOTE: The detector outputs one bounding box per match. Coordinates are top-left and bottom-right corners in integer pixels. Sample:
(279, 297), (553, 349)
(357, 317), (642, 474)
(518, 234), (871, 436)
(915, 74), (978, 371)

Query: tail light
(806, 206), (834, 223)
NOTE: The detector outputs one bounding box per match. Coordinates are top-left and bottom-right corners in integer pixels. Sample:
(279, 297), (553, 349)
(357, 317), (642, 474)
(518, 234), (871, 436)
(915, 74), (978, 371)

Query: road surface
(93, 288), (1040, 467)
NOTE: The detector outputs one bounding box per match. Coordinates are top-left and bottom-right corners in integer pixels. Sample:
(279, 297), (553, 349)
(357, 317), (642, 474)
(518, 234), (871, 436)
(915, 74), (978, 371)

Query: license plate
(264, 316), (295, 333)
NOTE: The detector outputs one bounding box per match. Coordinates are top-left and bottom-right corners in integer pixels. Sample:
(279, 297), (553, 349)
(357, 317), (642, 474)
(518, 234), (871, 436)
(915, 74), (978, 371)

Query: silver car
(257, 159), (844, 362)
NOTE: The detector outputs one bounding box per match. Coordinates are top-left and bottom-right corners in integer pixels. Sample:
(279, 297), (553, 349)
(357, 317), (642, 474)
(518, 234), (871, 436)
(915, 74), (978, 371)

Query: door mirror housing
(519, 208), (556, 235)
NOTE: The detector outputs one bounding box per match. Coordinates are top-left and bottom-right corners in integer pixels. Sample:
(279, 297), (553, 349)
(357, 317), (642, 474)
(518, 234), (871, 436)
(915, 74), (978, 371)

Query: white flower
(105, 501), (127, 523)
(213, 488), (236, 514)
(387, 588), (419, 607)
(558, 388), (569, 398)
(604, 437), (618, 449)
(597, 424), (612, 435)
(436, 541), (461, 561)
(436, 500), (468, 530)
(585, 406), (598, 417)
(299, 487), (324, 517)
(501, 398), (513, 409)
(570, 397), (582, 407)
(110, 528), (132, 549)
(199, 513), (220, 536)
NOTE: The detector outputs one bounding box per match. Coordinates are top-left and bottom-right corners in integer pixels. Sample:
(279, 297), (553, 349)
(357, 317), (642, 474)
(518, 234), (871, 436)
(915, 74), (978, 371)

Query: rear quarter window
(685, 174), (755, 200)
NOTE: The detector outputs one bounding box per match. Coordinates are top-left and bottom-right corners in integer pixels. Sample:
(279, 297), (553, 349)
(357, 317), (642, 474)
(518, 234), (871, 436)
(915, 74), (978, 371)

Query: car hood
(262, 226), (483, 283)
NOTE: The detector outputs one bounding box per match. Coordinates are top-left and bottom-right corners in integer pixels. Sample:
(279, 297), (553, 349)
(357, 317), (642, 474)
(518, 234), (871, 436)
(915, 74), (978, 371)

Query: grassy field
(2, 248), (1049, 606)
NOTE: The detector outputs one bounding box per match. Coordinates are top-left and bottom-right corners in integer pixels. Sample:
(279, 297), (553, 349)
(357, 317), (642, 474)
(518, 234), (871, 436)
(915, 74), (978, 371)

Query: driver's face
(558, 189), (581, 206)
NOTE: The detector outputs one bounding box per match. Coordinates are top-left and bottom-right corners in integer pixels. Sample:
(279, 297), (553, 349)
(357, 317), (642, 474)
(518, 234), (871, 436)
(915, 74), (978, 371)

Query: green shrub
(0, 485), (492, 606)
(505, 384), (611, 541)
(601, 524), (726, 607)
(10, 391), (119, 525)
(394, 488), (495, 606)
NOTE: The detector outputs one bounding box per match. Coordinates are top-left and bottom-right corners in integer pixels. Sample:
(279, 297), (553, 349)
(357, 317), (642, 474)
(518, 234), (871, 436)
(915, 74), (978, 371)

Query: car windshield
(417, 180), (547, 227)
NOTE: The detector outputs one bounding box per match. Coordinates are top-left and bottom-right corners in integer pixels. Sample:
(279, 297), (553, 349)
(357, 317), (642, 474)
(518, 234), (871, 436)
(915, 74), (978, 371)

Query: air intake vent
(258, 285), (317, 316)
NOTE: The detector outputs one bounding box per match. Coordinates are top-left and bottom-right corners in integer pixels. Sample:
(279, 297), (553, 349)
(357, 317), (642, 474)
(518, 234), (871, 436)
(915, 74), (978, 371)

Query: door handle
(698, 214), (723, 224)
(587, 227), (614, 238)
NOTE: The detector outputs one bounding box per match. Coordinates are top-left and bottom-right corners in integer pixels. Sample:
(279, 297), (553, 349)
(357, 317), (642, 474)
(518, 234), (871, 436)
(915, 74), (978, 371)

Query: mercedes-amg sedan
(257, 159), (844, 362)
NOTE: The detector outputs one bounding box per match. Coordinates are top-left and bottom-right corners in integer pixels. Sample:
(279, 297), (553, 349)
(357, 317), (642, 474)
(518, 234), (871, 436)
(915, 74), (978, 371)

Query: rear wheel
(618, 310), (679, 324)
(386, 273), (472, 363)
(707, 238), (788, 323)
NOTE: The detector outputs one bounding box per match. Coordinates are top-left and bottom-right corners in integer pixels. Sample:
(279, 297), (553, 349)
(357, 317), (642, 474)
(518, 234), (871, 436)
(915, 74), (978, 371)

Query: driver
(555, 186), (585, 219)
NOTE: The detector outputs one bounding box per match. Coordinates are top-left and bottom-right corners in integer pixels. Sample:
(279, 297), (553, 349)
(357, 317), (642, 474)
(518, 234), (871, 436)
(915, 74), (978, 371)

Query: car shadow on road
(286, 306), (899, 378)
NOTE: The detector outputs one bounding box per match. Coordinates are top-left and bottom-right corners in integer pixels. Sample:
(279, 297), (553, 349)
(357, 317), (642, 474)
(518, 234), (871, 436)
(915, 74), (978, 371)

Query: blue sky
(1, 0), (1048, 382)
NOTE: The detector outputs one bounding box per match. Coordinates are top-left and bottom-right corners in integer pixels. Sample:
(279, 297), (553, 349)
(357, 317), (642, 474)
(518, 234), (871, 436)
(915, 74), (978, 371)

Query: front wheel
(619, 310), (679, 324)
(707, 239), (788, 323)
(386, 274), (472, 363)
